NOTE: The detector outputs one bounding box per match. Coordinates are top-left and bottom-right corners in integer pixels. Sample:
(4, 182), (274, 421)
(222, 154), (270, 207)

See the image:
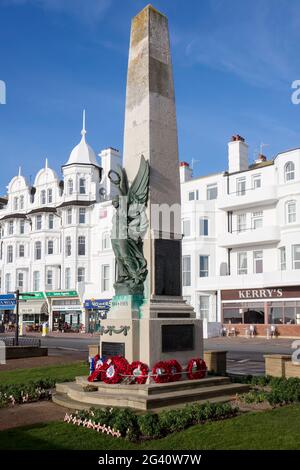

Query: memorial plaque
(161, 324), (194, 352)
(102, 342), (125, 358)
(155, 239), (181, 296)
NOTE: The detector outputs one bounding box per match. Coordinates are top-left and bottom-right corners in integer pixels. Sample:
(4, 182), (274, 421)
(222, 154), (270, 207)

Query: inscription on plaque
(155, 239), (181, 296)
(102, 341), (125, 358)
(161, 324), (194, 353)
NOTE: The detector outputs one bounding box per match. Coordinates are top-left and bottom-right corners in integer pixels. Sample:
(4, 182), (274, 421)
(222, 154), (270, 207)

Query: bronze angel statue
(108, 156), (150, 295)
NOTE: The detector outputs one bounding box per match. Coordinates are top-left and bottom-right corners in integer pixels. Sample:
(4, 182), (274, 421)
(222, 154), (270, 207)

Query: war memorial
(53, 5), (247, 410)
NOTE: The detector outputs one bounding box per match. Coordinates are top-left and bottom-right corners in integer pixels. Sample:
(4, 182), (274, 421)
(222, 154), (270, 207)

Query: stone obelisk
(100, 4), (203, 367)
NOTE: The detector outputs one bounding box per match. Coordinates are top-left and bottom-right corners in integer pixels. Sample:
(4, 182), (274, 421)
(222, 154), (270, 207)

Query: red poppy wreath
(101, 356), (130, 384)
(167, 359), (182, 382)
(186, 358), (207, 380)
(152, 360), (172, 383)
(129, 361), (149, 384)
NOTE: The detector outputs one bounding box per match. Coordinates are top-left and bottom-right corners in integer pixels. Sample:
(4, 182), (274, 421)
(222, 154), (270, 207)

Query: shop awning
(20, 301), (48, 315)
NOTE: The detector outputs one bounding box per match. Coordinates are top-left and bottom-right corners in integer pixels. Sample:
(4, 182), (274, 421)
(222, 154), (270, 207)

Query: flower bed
(64, 401), (238, 441)
(0, 379), (55, 408)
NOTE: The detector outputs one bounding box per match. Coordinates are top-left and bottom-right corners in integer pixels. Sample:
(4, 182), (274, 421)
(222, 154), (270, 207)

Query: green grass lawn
(1, 405), (300, 450)
(0, 362), (88, 386)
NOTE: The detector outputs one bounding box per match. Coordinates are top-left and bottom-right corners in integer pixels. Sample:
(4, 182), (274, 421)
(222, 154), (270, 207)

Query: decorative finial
(81, 109), (86, 137)
(18, 166), (22, 177)
(45, 157), (48, 169)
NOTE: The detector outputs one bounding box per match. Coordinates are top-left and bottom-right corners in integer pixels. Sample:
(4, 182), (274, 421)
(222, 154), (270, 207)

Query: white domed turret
(65, 110), (98, 166)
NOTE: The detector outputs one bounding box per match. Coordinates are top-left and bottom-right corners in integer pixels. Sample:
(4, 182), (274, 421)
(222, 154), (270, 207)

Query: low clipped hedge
(237, 376), (300, 406)
(0, 379), (56, 408)
(65, 401), (238, 441)
(0, 375), (82, 408)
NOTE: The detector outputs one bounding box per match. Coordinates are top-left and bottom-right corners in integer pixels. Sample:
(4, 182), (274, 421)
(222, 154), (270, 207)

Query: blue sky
(1, 0), (300, 190)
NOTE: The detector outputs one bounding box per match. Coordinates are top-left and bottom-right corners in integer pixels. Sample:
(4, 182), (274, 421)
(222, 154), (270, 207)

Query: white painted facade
(1, 128), (300, 335)
(181, 136), (300, 336)
(0, 116), (121, 332)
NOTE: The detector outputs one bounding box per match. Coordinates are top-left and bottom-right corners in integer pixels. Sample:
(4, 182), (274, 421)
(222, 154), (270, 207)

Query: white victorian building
(0, 113), (121, 333)
(1, 119), (300, 337)
(181, 135), (300, 338)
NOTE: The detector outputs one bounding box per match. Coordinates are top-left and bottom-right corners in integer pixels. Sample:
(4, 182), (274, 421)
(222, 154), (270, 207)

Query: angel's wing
(108, 165), (129, 196)
(119, 166), (129, 196)
(128, 155), (150, 206)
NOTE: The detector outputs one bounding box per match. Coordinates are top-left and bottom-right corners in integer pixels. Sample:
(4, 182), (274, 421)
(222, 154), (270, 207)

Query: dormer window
(40, 190), (46, 205)
(13, 197), (18, 211)
(47, 188), (53, 204)
(68, 179), (73, 195)
(20, 195), (24, 209)
(285, 161), (295, 182)
(79, 178), (86, 194)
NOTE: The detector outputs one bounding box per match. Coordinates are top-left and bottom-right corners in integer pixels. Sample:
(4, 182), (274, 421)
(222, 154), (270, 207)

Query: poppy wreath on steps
(87, 356), (104, 382)
(186, 358), (207, 380)
(101, 356), (130, 384)
(168, 359), (182, 382)
(129, 361), (149, 385)
(152, 360), (172, 384)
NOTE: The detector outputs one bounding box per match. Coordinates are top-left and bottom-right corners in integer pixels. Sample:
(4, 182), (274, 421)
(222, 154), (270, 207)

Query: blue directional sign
(0, 294), (16, 310)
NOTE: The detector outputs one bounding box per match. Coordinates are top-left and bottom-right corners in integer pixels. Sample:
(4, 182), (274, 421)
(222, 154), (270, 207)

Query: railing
(228, 186), (261, 197)
(231, 226), (262, 233)
(1, 336), (41, 347)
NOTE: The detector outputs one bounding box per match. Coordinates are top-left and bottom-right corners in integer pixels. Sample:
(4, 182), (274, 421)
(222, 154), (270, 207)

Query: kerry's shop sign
(239, 288), (282, 299)
(221, 286), (300, 301)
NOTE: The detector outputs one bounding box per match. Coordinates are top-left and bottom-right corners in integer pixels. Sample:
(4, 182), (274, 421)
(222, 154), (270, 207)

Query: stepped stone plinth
(53, 375), (250, 411)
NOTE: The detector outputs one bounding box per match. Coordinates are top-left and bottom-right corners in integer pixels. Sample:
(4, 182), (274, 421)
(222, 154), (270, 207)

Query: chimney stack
(179, 161), (193, 183)
(228, 135), (248, 173)
(99, 147), (122, 197)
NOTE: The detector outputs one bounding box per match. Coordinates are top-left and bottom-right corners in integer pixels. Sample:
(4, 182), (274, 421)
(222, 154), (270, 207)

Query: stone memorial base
(99, 295), (203, 367)
(53, 375), (250, 411)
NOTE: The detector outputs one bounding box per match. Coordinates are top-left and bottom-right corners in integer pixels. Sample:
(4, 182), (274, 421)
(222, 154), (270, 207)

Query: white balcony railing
(218, 185), (278, 211)
(218, 225), (280, 248)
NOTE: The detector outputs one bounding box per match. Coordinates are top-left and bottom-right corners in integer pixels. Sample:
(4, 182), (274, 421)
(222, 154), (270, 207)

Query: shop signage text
(84, 299), (111, 309)
(221, 286), (300, 302)
(45, 291), (78, 298)
(52, 305), (82, 312)
(0, 294), (16, 310)
(238, 289), (283, 299)
(20, 292), (44, 300)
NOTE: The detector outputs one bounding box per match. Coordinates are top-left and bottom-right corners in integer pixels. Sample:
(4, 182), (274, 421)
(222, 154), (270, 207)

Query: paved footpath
(205, 336), (295, 375)
(0, 401), (67, 431)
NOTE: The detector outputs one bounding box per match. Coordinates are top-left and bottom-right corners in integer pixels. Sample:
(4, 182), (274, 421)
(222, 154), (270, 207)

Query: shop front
(221, 286), (300, 337)
(47, 291), (83, 332)
(19, 292), (48, 332)
(84, 298), (111, 333)
(0, 294), (16, 331)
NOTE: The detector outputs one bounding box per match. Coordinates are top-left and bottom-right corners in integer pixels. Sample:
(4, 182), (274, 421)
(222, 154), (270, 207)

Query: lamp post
(14, 289), (20, 346)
